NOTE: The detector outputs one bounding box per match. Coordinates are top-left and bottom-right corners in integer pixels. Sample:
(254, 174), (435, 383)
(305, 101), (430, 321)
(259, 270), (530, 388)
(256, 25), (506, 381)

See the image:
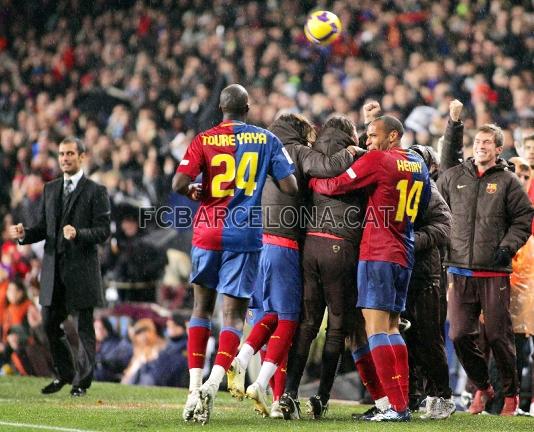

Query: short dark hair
(476, 124), (504, 147)
(219, 84), (249, 116)
(374, 115), (404, 138)
(60, 136), (86, 154)
(323, 115), (356, 138)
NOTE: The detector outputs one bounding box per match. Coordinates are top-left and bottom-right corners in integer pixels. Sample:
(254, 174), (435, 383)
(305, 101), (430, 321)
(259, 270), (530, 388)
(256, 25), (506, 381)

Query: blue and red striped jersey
(177, 120), (294, 252)
(310, 148), (431, 268)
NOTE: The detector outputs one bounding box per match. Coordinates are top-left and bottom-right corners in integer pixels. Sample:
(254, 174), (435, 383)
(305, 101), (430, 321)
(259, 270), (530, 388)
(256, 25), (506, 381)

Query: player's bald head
(219, 84), (249, 116)
(373, 115), (404, 138)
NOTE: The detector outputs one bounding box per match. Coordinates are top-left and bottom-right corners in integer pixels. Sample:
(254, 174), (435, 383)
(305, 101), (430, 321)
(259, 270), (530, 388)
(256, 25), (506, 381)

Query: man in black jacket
(282, 115), (365, 420)
(403, 144), (454, 419)
(9, 137), (111, 396)
(438, 112), (534, 415)
(226, 113), (361, 418)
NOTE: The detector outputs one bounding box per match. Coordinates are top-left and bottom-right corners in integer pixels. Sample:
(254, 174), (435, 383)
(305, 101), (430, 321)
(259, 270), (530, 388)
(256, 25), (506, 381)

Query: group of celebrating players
(172, 83), (533, 424)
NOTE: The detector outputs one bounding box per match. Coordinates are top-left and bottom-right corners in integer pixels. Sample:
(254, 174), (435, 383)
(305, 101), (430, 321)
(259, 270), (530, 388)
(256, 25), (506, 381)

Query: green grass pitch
(0, 376), (532, 431)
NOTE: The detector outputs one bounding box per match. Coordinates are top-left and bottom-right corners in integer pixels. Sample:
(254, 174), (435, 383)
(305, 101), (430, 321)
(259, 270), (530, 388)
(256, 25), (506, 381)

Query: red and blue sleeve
(309, 151), (382, 196)
(176, 135), (204, 179)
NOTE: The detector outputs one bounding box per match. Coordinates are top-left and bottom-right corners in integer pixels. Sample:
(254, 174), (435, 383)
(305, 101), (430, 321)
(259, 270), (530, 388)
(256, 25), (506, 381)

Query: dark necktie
(64, 179), (73, 198)
(62, 179), (74, 214)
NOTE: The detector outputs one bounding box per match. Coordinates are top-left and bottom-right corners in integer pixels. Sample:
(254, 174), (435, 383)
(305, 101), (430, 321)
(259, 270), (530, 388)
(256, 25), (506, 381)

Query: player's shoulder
(359, 149), (387, 166)
(361, 149), (385, 161)
(196, 123), (225, 138)
(244, 123), (279, 141)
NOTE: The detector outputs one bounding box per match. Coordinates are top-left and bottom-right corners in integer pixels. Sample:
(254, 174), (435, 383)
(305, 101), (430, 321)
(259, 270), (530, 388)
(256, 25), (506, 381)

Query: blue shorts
(190, 246), (260, 299)
(248, 244), (302, 324)
(356, 260), (412, 313)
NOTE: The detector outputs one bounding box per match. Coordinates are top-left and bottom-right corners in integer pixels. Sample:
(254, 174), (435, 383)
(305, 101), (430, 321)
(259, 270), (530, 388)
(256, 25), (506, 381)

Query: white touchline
(0, 421), (99, 432)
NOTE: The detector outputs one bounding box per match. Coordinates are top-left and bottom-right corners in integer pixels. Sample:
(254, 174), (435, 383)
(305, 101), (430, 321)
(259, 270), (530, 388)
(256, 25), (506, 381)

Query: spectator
(521, 135), (534, 202)
(1, 278), (35, 342)
(102, 211), (167, 303)
(121, 318), (165, 386)
(149, 312), (188, 387)
(11, 174), (44, 228)
(4, 324), (53, 377)
(94, 316), (132, 383)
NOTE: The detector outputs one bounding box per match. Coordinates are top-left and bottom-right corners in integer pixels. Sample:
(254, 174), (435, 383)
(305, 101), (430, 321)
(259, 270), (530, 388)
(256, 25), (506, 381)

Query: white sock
(236, 343), (254, 369)
(189, 368), (203, 391)
(375, 396), (390, 412)
(255, 361), (278, 391)
(205, 365), (226, 389)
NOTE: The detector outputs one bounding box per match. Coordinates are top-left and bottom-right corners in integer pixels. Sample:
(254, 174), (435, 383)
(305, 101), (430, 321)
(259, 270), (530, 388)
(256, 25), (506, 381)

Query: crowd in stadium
(0, 0), (533, 423)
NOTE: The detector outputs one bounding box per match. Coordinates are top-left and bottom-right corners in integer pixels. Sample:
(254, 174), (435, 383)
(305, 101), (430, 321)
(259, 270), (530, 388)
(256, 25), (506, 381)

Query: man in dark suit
(9, 137), (111, 397)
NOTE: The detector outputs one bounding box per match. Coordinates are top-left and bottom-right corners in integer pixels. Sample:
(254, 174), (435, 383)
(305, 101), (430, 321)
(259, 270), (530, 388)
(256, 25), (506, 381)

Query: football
(304, 10), (342, 46)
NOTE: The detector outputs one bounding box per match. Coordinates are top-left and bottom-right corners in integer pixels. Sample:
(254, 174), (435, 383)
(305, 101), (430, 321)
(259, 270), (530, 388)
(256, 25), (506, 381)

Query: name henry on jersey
(202, 132), (267, 147)
(396, 159), (423, 173)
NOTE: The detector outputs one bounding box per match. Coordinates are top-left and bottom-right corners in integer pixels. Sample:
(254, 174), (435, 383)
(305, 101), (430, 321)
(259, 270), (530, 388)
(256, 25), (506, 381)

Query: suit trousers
(42, 257), (95, 388)
(447, 274), (518, 396)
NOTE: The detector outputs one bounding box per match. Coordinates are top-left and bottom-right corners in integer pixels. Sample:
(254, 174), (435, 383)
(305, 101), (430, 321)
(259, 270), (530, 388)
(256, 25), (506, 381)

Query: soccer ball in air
(304, 10), (342, 46)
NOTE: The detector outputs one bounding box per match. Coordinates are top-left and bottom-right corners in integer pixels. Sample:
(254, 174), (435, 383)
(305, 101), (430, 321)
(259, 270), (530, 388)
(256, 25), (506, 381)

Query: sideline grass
(0, 376), (532, 431)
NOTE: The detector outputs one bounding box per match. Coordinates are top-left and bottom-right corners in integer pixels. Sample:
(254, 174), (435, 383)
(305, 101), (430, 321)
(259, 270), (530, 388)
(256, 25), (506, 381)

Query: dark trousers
(286, 235), (358, 397)
(448, 274), (518, 396)
(42, 262), (95, 389)
(403, 278), (451, 400)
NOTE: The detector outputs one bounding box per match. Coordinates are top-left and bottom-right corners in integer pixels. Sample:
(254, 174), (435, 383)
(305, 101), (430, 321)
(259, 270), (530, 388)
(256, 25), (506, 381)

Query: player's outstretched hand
(187, 183), (203, 201)
(363, 101), (381, 125)
(449, 99), (463, 122)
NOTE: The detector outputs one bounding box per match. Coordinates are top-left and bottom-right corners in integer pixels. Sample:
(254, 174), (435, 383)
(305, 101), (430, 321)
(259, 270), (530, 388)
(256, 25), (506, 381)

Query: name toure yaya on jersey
(201, 132), (268, 147)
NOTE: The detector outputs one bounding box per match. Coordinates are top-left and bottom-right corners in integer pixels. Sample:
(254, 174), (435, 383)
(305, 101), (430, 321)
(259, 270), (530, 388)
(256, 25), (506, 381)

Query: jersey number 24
(211, 152), (258, 197)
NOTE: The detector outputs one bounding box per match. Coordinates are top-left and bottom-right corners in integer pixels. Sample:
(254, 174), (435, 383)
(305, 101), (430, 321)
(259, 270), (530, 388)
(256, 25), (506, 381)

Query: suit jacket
(21, 175), (111, 311)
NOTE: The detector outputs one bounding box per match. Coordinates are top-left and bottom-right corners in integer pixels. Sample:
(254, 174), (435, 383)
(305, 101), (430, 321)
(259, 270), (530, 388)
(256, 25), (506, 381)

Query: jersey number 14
(211, 152), (258, 197)
(395, 179), (423, 222)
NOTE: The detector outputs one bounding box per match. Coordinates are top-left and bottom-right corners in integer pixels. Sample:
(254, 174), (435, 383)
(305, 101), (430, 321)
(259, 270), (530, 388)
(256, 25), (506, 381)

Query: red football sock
(369, 333), (406, 412)
(245, 313), (278, 352)
(187, 323), (211, 369)
(264, 320), (298, 365)
(389, 334), (409, 403)
(214, 328), (242, 371)
(273, 353), (288, 401)
(354, 349), (386, 401)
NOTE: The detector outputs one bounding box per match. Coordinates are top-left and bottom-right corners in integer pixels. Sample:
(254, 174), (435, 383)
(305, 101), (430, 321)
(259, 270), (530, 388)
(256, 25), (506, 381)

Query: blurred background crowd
(0, 0), (533, 407)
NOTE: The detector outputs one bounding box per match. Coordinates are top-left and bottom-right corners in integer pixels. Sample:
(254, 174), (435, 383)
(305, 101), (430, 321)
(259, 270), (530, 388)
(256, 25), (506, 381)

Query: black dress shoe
(70, 386), (87, 397)
(41, 379), (68, 394)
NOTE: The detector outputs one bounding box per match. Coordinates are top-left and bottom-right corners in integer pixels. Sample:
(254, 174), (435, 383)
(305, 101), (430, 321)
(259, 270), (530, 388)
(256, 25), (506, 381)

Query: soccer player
(309, 115), (431, 422)
(172, 84), (297, 424)
(226, 113), (360, 418)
